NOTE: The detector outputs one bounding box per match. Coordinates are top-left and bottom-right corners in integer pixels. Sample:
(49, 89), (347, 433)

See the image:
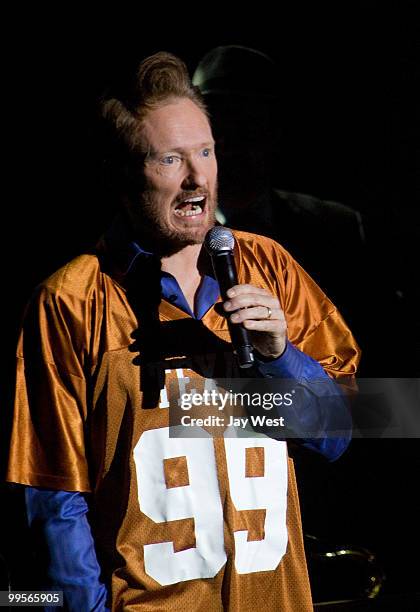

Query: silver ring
(265, 306), (272, 320)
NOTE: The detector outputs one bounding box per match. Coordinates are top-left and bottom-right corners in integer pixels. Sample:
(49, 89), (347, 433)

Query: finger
(230, 306), (281, 323)
(224, 293), (279, 312)
(226, 284), (273, 299)
(242, 319), (287, 333)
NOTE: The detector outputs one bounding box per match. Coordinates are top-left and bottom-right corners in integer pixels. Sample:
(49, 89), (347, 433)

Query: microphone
(204, 226), (255, 368)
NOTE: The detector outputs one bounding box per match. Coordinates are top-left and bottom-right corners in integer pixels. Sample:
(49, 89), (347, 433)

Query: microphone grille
(205, 226), (235, 253)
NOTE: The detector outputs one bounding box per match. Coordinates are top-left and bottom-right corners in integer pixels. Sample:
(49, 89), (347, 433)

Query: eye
(201, 148), (212, 158)
(161, 155), (176, 165)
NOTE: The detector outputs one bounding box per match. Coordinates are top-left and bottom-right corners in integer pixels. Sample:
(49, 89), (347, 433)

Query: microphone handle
(211, 251), (255, 368)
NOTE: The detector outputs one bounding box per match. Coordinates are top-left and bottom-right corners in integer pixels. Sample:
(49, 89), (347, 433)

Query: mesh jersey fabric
(7, 230), (360, 611)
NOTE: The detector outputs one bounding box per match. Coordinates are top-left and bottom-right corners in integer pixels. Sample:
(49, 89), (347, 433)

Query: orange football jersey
(7, 230), (360, 610)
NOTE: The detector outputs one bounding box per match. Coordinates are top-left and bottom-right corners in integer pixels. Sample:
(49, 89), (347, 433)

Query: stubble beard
(131, 188), (218, 255)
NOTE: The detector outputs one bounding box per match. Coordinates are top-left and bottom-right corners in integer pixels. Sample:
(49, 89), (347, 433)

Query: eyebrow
(147, 141), (215, 157)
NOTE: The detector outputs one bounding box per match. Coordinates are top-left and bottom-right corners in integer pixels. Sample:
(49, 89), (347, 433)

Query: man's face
(128, 98), (218, 249)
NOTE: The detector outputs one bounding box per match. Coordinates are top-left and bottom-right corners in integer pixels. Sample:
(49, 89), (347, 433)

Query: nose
(181, 158), (208, 190)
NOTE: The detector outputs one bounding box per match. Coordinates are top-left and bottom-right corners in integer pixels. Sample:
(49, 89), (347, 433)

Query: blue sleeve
(25, 487), (109, 612)
(256, 341), (352, 461)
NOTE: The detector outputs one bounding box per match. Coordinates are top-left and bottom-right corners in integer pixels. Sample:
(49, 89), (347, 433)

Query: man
(7, 52), (359, 610)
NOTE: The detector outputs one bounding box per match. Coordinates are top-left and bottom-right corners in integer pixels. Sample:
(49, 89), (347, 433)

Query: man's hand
(223, 284), (287, 359)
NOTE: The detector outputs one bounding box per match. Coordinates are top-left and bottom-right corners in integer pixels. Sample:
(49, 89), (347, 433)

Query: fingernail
(231, 313), (239, 322)
(224, 301), (231, 309)
(227, 288), (236, 297)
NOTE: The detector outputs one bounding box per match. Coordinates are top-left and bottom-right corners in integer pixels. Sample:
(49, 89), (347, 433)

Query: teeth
(174, 204), (203, 217)
(183, 196), (205, 203)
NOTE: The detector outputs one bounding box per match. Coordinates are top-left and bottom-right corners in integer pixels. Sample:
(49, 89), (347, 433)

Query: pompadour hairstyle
(101, 52), (208, 156)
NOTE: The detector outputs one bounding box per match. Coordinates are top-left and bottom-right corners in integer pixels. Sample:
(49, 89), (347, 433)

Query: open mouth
(174, 195), (206, 217)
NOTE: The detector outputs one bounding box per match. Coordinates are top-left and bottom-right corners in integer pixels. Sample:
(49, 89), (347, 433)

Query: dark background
(3, 3), (418, 318)
(2, 1), (419, 604)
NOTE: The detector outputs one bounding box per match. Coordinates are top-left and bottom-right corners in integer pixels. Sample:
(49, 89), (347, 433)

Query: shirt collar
(102, 214), (220, 319)
(103, 213), (156, 276)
